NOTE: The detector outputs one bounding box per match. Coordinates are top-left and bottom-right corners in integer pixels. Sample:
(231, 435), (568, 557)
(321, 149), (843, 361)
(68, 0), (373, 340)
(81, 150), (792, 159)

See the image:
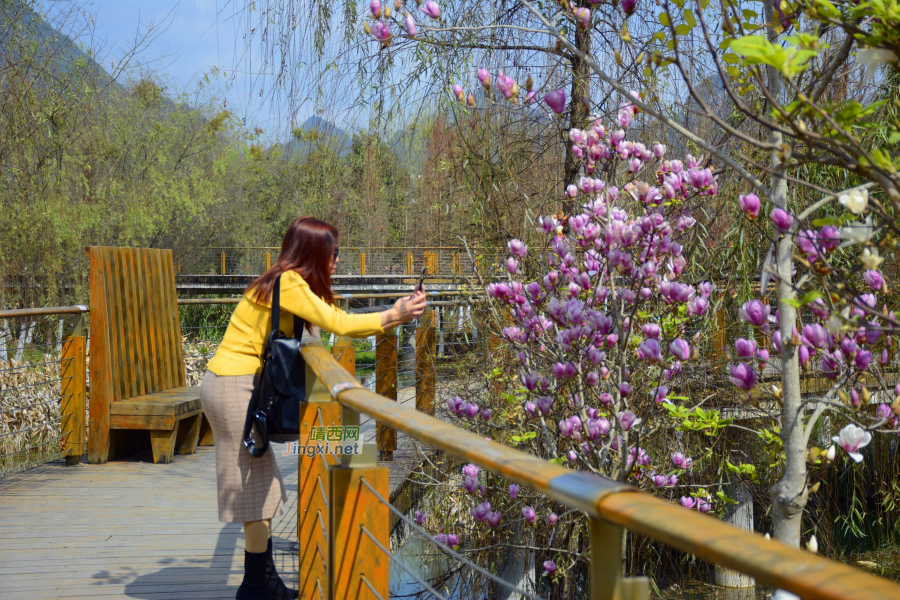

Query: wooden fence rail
(299, 339), (900, 600)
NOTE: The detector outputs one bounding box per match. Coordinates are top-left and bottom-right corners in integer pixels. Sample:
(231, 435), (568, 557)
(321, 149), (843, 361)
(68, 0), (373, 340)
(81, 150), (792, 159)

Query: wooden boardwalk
(0, 388), (425, 600)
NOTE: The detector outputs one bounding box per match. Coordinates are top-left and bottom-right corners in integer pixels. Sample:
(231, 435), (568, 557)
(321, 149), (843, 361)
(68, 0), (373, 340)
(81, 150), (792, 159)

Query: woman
(201, 217), (426, 600)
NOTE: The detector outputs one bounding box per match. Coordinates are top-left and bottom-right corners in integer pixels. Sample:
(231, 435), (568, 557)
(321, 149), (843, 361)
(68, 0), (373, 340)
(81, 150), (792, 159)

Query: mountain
(0, 1), (117, 90)
(284, 116), (353, 158)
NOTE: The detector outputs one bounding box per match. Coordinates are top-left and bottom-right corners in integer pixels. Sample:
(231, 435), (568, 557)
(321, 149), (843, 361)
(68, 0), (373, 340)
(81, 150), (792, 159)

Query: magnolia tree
(418, 96), (742, 590)
(353, 0), (900, 560)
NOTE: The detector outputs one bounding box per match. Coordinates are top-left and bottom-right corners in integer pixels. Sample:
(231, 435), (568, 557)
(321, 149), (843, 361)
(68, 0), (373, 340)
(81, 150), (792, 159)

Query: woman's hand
(381, 290), (427, 329)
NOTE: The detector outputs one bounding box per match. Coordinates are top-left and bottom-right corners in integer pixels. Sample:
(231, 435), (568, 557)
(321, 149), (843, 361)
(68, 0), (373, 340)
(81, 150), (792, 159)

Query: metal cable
(0, 394), (70, 416)
(0, 412), (68, 440)
(317, 475), (328, 506)
(359, 477), (546, 600)
(359, 574), (389, 600)
(359, 525), (450, 600)
(0, 377), (68, 394)
(0, 432), (66, 459)
(316, 578), (326, 600)
(317, 511), (328, 543)
(0, 357), (69, 375)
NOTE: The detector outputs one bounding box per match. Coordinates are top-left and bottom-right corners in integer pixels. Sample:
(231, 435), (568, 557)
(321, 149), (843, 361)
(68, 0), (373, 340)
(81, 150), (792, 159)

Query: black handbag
(243, 273), (307, 458)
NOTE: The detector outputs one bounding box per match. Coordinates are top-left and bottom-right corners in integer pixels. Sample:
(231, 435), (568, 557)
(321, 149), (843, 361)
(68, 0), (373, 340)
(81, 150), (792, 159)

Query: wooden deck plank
(0, 447), (294, 599)
(0, 379), (432, 600)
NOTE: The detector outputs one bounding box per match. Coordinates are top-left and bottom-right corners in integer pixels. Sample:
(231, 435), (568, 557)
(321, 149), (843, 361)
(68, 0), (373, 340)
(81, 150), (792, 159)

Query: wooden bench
(88, 246), (213, 464)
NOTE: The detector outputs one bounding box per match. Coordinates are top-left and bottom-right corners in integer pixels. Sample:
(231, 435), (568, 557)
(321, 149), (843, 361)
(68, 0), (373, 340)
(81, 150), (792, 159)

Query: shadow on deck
(0, 388), (426, 600)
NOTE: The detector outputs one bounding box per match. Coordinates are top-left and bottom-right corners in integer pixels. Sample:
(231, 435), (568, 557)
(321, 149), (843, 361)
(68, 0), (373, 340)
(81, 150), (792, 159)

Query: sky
(44, 0), (330, 140)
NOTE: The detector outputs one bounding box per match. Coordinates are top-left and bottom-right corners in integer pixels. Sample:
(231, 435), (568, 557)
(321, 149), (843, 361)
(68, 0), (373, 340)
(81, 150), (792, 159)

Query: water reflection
(658, 583), (772, 599)
(390, 532), (460, 598)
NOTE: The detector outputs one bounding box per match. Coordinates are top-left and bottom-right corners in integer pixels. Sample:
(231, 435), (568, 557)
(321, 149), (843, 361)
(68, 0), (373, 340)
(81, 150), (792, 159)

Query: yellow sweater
(206, 271), (384, 376)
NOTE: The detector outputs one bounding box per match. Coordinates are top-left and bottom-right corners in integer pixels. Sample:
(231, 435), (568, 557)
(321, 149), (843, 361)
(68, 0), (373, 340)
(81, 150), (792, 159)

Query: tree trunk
(764, 0), (808, 557)
(562, 10), (592, 214)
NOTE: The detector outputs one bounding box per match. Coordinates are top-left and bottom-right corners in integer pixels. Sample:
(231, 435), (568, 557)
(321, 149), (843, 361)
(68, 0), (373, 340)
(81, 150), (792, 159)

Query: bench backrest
(88, 247), (186, 409)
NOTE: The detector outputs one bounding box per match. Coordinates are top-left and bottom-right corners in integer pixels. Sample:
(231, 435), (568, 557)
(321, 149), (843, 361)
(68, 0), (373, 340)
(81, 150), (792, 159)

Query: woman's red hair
(246, 216), (338, 309)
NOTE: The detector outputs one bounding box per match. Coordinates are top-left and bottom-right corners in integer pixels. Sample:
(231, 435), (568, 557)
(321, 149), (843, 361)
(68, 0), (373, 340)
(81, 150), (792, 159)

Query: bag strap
(271, 272), (308, 339)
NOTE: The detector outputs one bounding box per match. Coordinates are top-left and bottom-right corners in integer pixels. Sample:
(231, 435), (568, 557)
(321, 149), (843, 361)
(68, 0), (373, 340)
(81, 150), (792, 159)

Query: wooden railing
(298, 336), (900, 600)
(7, 302), (900, 598)
(175, 246), (503, 278)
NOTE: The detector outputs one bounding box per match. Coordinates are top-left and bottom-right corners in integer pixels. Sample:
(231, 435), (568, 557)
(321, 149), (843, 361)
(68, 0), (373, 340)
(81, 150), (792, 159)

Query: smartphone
(416, 266), (426, 293)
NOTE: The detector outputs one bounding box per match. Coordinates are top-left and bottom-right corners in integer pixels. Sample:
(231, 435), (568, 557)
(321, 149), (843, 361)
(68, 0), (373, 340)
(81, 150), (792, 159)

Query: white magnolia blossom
(840, 216), (874, 245)
(807, 535), (818, 554)
(824, 314), (844, 335)
(860, 247), (884, 270)
(838, 188), (869, 214)
(832, 424), (873, 463)
(858, 47), (899, 80)
(825, 445), (836, 461)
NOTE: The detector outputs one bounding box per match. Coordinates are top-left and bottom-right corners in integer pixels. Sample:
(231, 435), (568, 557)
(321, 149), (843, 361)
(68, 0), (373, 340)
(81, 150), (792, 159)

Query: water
(387, 533), (776, 600)
(389, 533), (461, 598)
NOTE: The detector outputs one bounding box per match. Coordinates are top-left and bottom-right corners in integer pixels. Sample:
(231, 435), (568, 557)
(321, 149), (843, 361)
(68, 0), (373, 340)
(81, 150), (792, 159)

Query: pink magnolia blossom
(477, 68), (491, 89)
(421, 0), (440, 18)
(574, 7), (590, 27)
(734, 338), (758, 358)
(404, 13), (417, 36)
(669, 339), (690, 361)
(370, 21), (391, 42)
(864, 270), (884, 290)
(770, 207), (794, 233)
(728, 363), (757, 391)
(738, 193), (761, 219)
(521, 506), (537, 523)
(545, 89), (566, 114)
(739, 299), (771, 328)
(617, 410), (641, 431)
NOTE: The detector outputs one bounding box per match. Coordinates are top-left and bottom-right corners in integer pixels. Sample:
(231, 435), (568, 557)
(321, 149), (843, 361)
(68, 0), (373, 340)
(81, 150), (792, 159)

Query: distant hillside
(284, 116), (353, 158)
(0, 1), (117, 89)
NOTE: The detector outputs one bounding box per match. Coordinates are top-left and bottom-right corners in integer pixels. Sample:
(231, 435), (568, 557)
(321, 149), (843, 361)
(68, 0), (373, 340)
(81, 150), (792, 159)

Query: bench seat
(108, 386), (212, 463)
(88, 246), (215, 464)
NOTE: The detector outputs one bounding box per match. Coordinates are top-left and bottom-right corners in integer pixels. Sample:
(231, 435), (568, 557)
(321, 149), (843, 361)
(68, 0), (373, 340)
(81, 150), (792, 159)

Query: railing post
(375, 332), (397, 461)
(220, 250), (226, 275)
(60, 332), (86, 466)
(298, 361), (341, 600)
(359, 252), (366, 275)
(406, 252), (414, 275)
(328, 433), (390, 600)
(415, 310), (436, 416)
(265, 251), (271, 272)
(589, 518), (649, 600)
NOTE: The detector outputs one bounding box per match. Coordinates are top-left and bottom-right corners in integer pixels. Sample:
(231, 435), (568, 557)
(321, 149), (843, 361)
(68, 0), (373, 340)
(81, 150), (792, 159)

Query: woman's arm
(279, 272), (426, 335)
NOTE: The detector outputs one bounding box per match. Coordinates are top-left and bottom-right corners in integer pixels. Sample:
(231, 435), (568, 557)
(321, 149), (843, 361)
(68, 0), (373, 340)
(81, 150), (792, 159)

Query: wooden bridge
(2, 246), (900, 600)
(173, 246), (495, 295)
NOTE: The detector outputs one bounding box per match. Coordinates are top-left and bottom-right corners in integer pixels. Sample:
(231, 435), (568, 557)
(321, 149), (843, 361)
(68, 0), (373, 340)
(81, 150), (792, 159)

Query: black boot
(266, 537), (299, 600)
(236, 549), (277, 600)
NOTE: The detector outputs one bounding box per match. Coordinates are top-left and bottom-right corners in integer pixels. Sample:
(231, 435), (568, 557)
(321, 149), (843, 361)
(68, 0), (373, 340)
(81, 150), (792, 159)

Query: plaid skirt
(199, 370), (287, 523)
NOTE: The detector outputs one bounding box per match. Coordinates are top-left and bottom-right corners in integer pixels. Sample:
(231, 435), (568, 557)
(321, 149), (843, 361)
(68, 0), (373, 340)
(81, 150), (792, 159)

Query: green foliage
(663, 404), (732, 436)
(728, 34), (824, 78)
